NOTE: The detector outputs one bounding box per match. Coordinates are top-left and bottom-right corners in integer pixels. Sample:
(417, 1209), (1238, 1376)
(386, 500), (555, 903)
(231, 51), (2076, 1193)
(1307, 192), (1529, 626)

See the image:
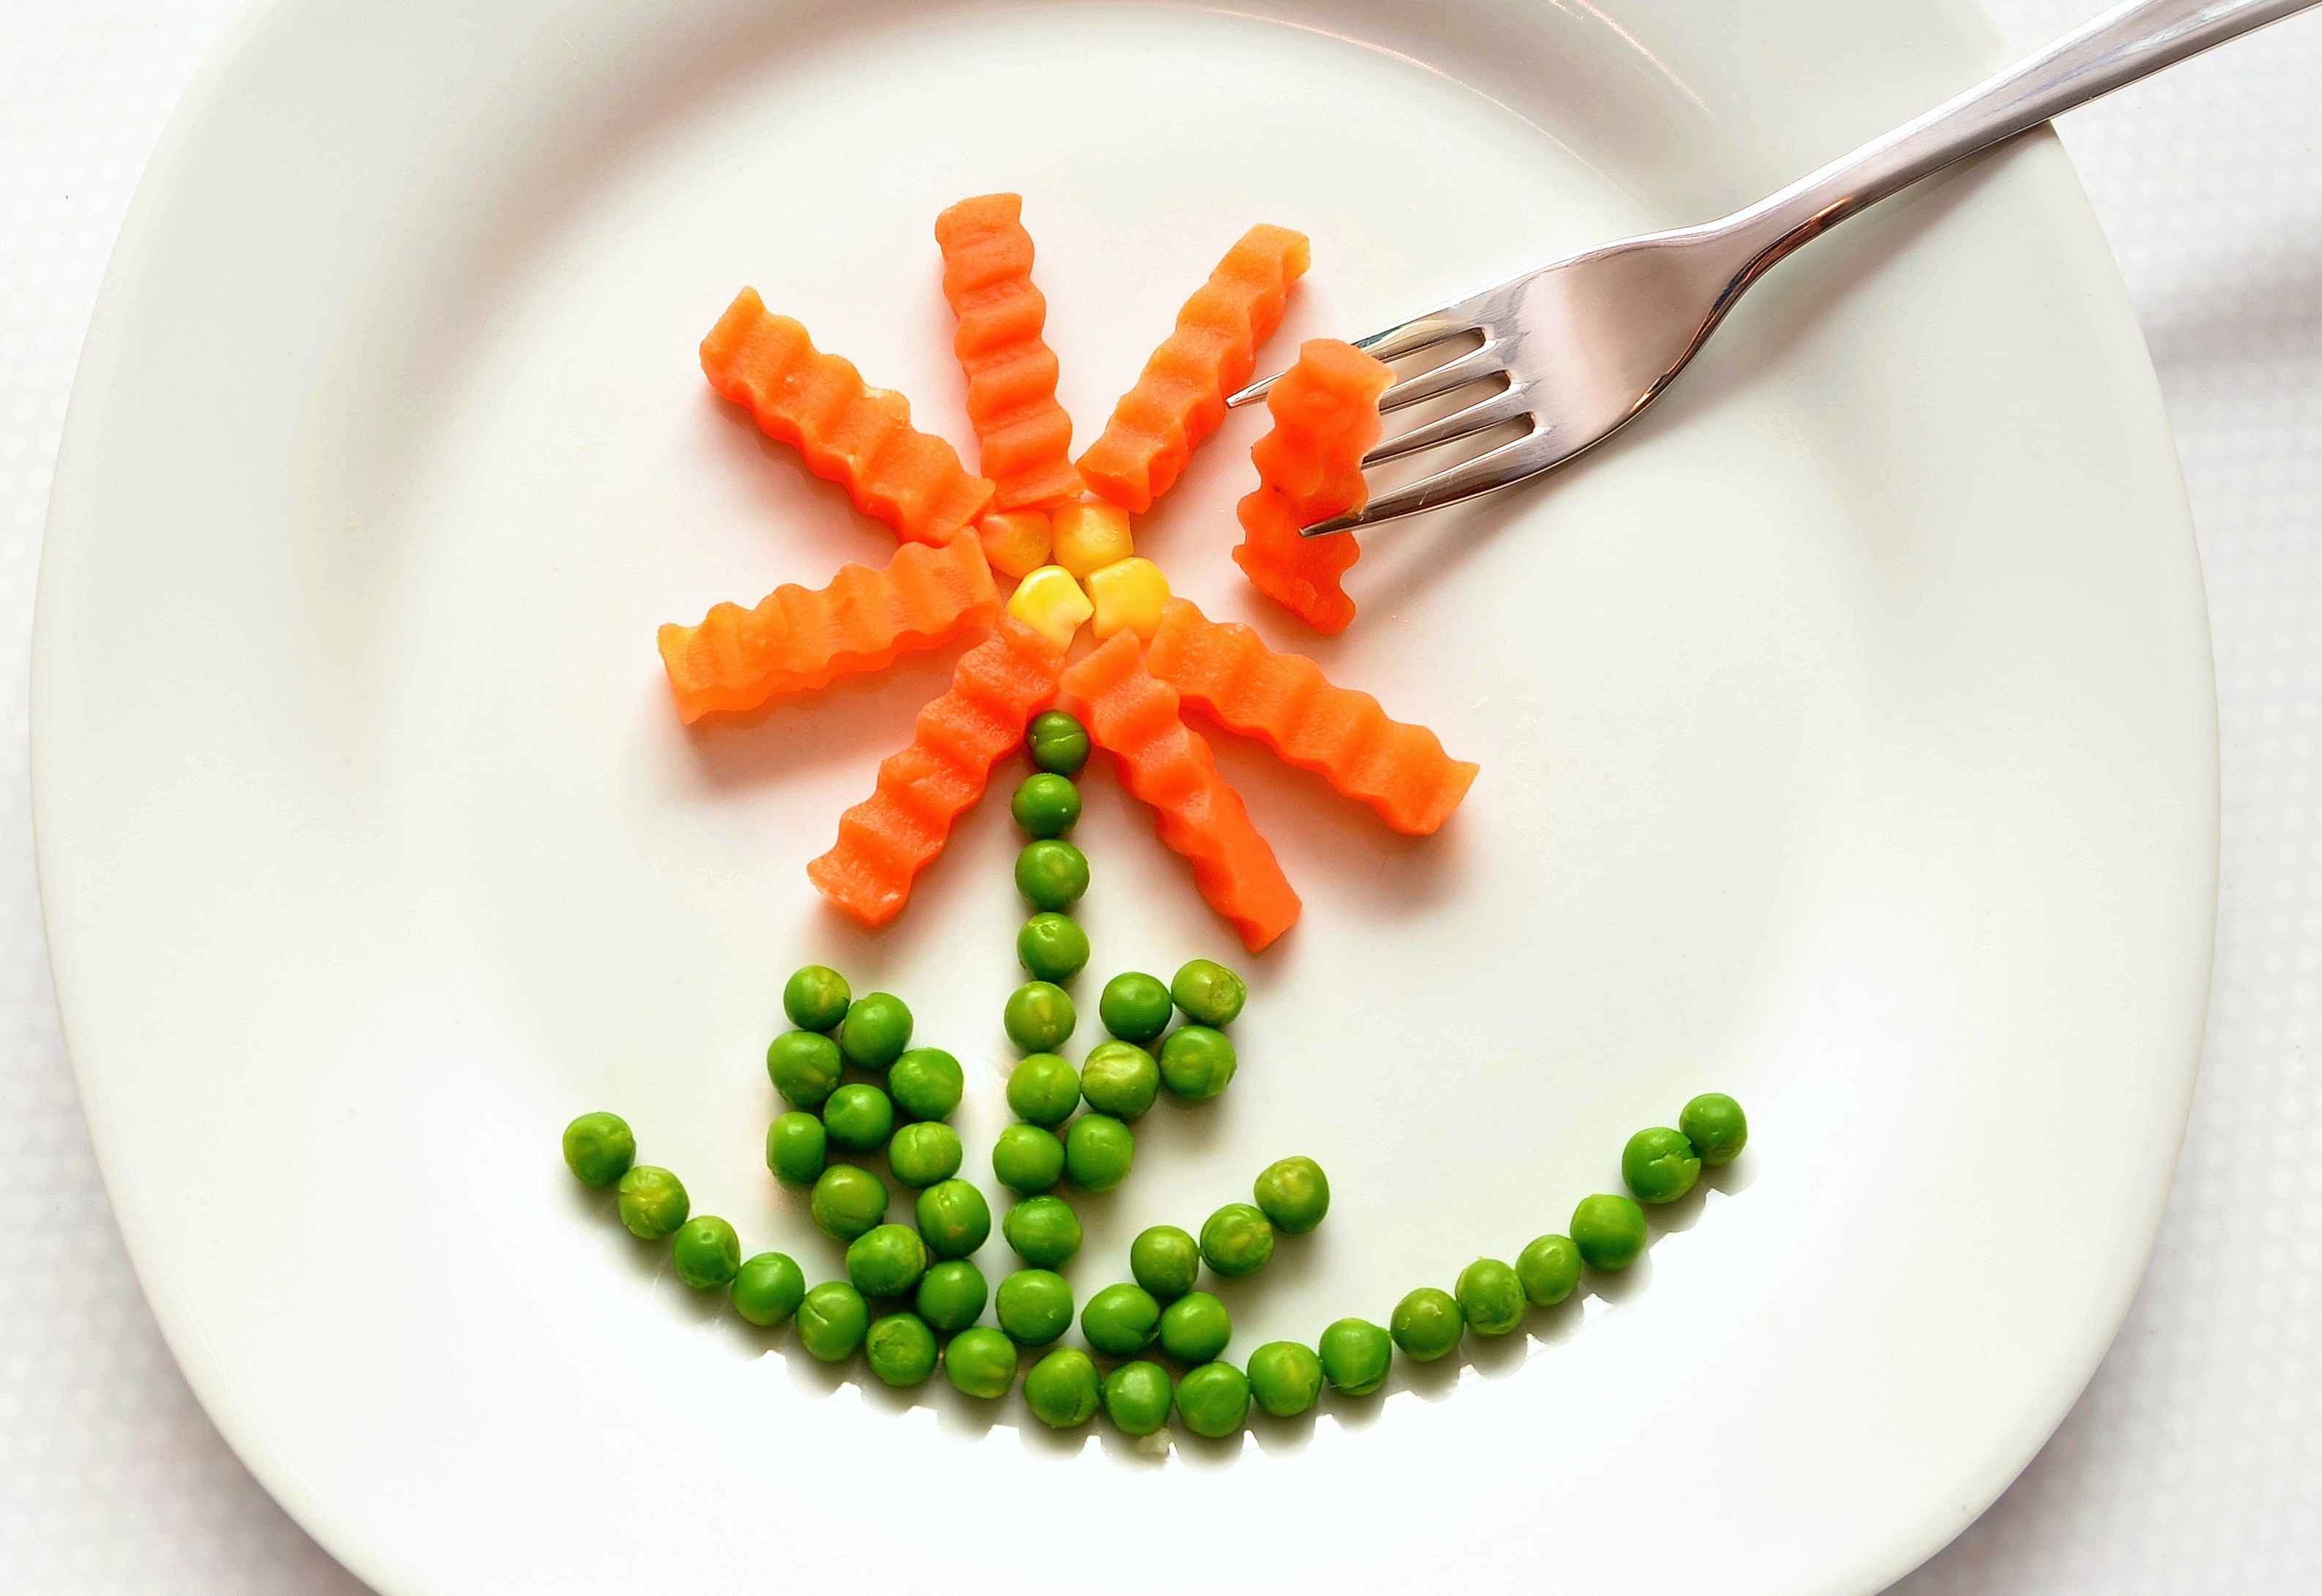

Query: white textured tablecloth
(3, 1), (2315, 1589)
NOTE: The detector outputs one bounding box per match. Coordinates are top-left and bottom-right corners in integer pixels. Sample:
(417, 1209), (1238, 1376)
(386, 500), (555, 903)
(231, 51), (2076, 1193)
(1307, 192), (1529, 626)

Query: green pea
(1080, 1282), (1162, 1356)
(888, 1047), (965, 1123)
(1101, 1360), (1174, 1436)
(1247, 1341), (1324, 1418)
(1003, 1195), (1083, 1268)
(1079, 1041), (1160, 1119)
(615, 1166), (689, 1240)
(561, 1112), (635, 1186)
(1003, 981), (1077, 1052)
(1571, 1193), (1649, 1270)
(1130, 1225), (1200, 1301)
(995, 1268), (1074, 1346)
(845, 1223), (927, 1299)
(1175, 1362), (1251, 1438)
(1456, 1258), (1526, 1335)
(864, 1311), (939, 1387)
(766, 1030), (843, 1109)
(1064, 1114), (1135, 1192)
(764, 1111), (827, 1188)
(1318, 1318), (1392, 1395)
(671, 1215), (741, 1290)
(730, 1251), (805, 1326)
(1025, 1346), (1102, 1429)
(913, 1179), (992, 1259)
(1015, 840), (1090, 912)
(1016, 913), (1090, 984)
(1027, 709), (1090, 776)
(945, 1325), (1019, 1398)
(1005, 1052), (1081, 1125)
(1680, 1092), (1749, 1165)
(1252, 1155), (1329, 1234)
(1169, 958), (1246, 1027)
(1199, 1203), (1275, 1278)
(915, 1259), (988, 1333)
(822, 1082), (895, 1153)
(782, 964), (851, 1032)
(795, 1281), (870, 1362)
(1011, 772), (1082, 839)
(809, 1164), (888, 1243)
(1158, 1025), (1237, 1100)
(837, 991), (913, 1069)
(887, 1121), (963, 1188)
(1622, 1126), (1701, 1205)
(1158, 1291), (1231, 1364)
(992, 1123), (1066, 1195)
(1098, 971), (1172, 1043)
(1516, 1235), (1582, 1306)
(1391, 1287), (1464, 1362)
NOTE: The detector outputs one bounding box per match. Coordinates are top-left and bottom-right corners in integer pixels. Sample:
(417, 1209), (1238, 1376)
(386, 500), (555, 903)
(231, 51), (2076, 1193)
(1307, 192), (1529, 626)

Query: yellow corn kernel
(1087, 556), (1172, 642)
(976, 510), (1052, 580)
(1050, 500), (1134, 578)
(1006, 565), (1094, 651)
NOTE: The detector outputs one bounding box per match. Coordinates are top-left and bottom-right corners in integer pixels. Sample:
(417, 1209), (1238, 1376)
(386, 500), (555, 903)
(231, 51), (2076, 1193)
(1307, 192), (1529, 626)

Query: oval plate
(33, 1), (2215, 1592)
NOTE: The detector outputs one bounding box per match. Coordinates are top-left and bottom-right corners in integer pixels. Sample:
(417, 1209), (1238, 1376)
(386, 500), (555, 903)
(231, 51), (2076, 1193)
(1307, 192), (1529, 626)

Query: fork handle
(1718, 0), (2317, 278)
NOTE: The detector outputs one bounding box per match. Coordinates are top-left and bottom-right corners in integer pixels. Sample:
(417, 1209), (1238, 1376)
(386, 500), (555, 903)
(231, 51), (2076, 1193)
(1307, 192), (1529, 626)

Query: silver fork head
(1227, 0), (2322, 539)
(1227, 222), (1759, 537)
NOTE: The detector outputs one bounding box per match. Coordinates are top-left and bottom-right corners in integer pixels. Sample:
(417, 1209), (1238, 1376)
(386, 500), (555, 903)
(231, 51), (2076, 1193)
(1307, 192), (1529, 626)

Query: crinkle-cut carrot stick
(1231, 338), (1390, 635)
(656, 534), (998, 725)
(935, 195), (1082, 512)
(701, 288), (995, 544)
(807, 616), (1064, 928)
(1147, 599), (1477, 835)
(1060, 632), (1300, 951)
(1076, 225), (1311, 514)
(1234, 490), (1357, 635)
(1249, 339), (1389, 507)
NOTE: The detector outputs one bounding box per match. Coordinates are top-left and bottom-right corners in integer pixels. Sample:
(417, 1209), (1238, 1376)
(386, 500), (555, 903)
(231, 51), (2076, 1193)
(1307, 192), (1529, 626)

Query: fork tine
(1363, 383), (1532, 465)
(1378, 342), (1508, 413)
(1301, 427), (1559, 538)
(1224, 370), (1287, 408)
(1351, 315), (1476, 365)
(1224, 307), (1480, 408)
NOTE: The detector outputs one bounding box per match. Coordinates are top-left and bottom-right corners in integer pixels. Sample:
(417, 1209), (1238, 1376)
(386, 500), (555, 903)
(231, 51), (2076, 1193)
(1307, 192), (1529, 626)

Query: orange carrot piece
(935, 195), (1082, 512)
(1076, 225), (1311, 514)
(807, 616), (1065, 928)
(701, 288), (995, 544)
(656, 534), (999, 725)
(1060, 632), (1300, 951)
(1231, 338), (1390, 635)
(1147, 599), (1477, 835)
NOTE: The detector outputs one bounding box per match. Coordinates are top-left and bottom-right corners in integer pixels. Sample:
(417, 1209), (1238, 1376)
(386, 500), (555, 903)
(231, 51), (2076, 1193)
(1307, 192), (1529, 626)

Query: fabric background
(1, 0), (2313, 1588)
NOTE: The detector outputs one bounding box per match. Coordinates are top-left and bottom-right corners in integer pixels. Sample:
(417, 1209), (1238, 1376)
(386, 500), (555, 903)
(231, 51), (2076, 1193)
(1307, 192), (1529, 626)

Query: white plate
(32, 0), (2216, 1592)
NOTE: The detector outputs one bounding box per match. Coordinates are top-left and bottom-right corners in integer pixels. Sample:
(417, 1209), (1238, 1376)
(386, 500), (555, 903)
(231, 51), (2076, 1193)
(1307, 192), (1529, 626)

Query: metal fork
(1229, 0), (2318, 539)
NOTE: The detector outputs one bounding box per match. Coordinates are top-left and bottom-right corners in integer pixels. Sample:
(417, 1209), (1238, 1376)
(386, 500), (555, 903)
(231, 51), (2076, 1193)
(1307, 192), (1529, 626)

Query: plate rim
(30, 1), (2220, 1592)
